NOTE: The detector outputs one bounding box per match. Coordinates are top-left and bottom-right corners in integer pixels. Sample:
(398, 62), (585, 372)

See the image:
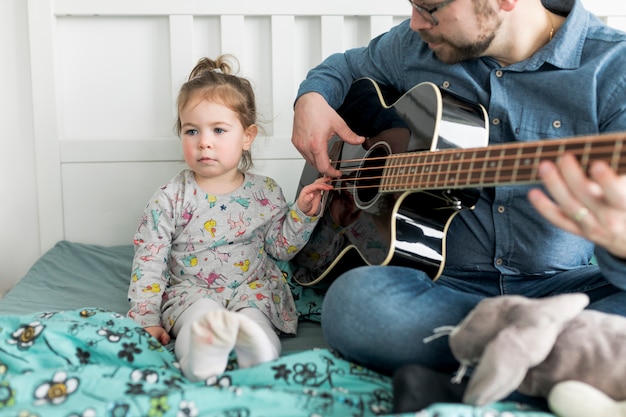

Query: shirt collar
(512, 0), (589, 71)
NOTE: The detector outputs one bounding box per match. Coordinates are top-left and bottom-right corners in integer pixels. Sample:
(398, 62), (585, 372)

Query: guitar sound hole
(354, 143), (390, 209)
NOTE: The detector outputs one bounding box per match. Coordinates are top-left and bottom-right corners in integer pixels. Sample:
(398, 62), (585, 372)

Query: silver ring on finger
(573, 206), (589, 222)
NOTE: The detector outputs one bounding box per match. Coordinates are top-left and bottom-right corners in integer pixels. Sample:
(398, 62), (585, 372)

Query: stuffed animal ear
(462, 293), (591, 406)
(527, 293), (590, 324)
(548, 380), (626, 417)
(462, 326), (531, 406)
(449, 293), (589, 369)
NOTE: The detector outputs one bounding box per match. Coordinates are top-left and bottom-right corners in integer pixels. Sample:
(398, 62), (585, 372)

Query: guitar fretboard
(381, 133), (625, 192)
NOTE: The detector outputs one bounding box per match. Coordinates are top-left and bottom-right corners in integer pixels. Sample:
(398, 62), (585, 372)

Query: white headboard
(27, 0), (410, 253)
(24, 0), (626, 254)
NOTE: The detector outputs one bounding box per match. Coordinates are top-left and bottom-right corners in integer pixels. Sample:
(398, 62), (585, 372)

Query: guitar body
(292, 78), (489, 285)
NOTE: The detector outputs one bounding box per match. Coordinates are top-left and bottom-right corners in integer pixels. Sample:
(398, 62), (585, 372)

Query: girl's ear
(243, 124), (258, 150)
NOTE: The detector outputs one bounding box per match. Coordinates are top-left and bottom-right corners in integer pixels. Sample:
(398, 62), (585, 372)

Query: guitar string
(332, 147), (624, 179)
(325, 141), (624, 192)
(328, 160), (626, 192)
(328, 154), (626, 191)
(330, 141), (621, 172)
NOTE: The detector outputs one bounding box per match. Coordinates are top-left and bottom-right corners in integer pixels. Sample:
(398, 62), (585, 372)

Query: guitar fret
(412, 154), (422, 189)
(397, 156), (405, 190)
(515, 145), (537, 182)
(404, 155), (412, 189)
(467, 149), (478, 186)
(581, 140), (591, 170)
(390, 159), (398, 188)
(479, 149), (491, 186)
(495, 148), (505, 184)
(585, 139), (617, 171)
(424, 153), (434, 188)
(483, 152), (500, 184)
(408, 154), (418, 189)
(438, 152), (454, 187)
(561, 141), (588, 170)
(381, 162), (390, 190)
(383, 158), (391, 190)
(394, 155), (403, 190)
(499, 146), (519, 183)
(400, 155), (409, 189)
(531, 143), (544, 181)
(436, 151), (455, 188)
(612, 139), (623, 170)
(454, 151), (464, 187)
(541, 142), (559, 167)
(427, 154), (435, 188)
(391, 156), (402, 190)
(557, 142), (566, 166)
(510, 146), (522, 182)
(430, 154), (441, 188)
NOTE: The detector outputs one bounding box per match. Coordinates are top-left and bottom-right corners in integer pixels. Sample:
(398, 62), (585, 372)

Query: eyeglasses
(408, 0), (457, 26)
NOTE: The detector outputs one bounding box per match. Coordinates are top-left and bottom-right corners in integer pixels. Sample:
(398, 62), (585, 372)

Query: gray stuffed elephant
(430, 293), (626, 407)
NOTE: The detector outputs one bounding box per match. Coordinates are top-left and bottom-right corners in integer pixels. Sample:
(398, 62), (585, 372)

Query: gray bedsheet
(0, 240), (327, 352)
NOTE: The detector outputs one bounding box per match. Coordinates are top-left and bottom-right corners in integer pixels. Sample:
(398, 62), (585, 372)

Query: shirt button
(495, 70), (503, 78)
(497, 206), (505, 213)
(492, 118), (500, 125)
(442, 81), (450, 88)
(553, 120), (562, 128)
(496, 258), (503, 265)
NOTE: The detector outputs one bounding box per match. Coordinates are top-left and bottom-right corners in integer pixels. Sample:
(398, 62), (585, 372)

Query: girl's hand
(297, 176), (334, 217)
(144, 326), (172, 345)
(528, 154), (626, 259)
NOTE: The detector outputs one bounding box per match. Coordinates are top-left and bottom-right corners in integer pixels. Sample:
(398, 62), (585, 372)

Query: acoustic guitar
(291, 77), (625, 286)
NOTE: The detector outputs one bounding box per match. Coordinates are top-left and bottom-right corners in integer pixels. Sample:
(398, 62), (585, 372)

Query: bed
(0, 240), (557, 417)
(10, 0), (622, 415)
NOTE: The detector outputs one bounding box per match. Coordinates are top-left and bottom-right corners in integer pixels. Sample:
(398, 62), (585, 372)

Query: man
(290, 0), (626, 409)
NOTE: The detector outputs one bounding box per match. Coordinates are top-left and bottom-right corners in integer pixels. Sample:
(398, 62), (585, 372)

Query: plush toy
(435, 293), (626, 408)
(549, 380), (626, 417)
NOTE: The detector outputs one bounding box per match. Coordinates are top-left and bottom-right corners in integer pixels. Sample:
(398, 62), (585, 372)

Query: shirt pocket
(513, 108), (597, 142)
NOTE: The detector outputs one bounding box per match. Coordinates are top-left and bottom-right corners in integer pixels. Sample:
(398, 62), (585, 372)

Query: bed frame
(27, 0), (410, 257)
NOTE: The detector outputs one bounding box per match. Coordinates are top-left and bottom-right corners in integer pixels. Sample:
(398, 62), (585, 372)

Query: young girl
(127, 55), (332, 382)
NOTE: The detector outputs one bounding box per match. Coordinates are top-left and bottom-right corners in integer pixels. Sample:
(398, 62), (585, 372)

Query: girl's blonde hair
(176, 55), (256, 171)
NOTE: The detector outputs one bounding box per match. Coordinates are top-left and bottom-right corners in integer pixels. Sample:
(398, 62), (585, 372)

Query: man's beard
(421, 31), (496, 64)
(421, 1), (501, 65)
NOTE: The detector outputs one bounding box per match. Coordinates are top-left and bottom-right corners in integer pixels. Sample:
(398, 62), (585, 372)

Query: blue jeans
(321, 265), (626, 376)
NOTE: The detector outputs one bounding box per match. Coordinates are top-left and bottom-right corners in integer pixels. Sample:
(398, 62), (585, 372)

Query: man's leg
(321, 265), (484, 375)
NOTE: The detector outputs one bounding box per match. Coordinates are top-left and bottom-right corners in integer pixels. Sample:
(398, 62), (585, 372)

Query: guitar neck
(382, 132), (626, 192)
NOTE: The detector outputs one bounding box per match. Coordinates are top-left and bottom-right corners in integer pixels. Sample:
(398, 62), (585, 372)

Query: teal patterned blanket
(0, 308), (389, 416)
(0, 308), (555, 417)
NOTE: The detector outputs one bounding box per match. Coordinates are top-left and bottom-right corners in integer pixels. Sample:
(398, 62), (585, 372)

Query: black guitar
(291, 77), (626, 286)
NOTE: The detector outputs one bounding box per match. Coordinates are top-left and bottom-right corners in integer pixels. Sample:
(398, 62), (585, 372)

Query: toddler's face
(179, 98), (255, 189)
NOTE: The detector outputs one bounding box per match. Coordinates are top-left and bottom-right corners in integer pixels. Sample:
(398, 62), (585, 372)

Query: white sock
(234, 310), (280, 368)
(182, 309), (239, 381)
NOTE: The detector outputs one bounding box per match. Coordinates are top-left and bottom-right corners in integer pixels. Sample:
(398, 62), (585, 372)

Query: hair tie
(212, 68), (223, 74)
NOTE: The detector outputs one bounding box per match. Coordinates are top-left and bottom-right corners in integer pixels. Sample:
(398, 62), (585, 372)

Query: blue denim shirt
(297, 0), (626, 286)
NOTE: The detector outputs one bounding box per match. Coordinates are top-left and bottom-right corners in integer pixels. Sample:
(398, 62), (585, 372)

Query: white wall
(0, 1), (41, 294)
(1, 0), (625, 297)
